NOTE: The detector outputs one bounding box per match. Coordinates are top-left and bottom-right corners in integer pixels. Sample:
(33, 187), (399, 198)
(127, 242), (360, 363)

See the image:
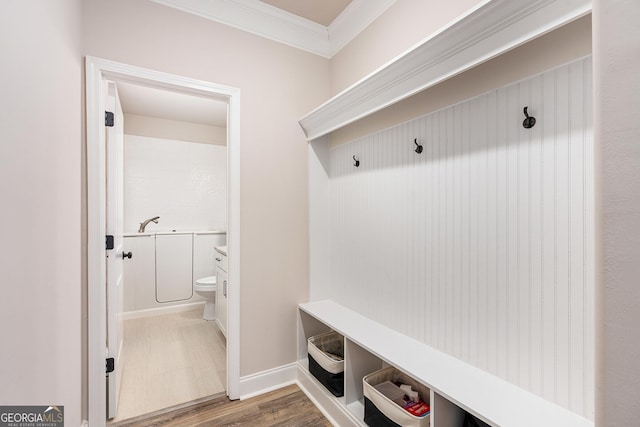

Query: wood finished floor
(111, 384), (333, 427)
(111, 308), (226, 422)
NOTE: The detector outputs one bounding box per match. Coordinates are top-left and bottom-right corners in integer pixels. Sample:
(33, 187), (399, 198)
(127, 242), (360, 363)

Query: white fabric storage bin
(363, 366), (431, 427)
(308, 331), (344, 373)
(307, 331), (344, 396)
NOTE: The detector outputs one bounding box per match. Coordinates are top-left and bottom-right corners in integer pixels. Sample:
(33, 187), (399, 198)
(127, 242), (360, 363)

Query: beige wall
(330, 15), (592, 147)
(330, 0), (482, 95)
(0, 1), (83, 426)
(593, 0), (640, 425)
(124, 113), (227, 145)
(82, 0), (330, 381)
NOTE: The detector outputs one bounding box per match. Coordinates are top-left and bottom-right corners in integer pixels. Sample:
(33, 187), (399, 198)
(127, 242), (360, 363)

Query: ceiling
(117, 81), (228, 128)
(259, 0), (352, 26)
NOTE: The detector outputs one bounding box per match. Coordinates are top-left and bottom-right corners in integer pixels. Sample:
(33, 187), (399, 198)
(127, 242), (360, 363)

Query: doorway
(86, 56), (241, 426)
(112, 80), (228, 421)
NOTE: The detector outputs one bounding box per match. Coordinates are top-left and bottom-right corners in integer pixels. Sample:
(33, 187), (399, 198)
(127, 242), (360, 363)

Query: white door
(106, 81), (125, 419)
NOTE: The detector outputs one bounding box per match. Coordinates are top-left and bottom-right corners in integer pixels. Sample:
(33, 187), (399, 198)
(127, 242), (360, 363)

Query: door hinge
(106, 357), (115, 374)
(106, 235), (114, 250)
(105, 111), (114, 127)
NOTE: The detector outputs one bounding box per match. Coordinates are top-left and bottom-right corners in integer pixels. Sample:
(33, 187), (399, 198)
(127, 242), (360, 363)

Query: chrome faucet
(138, 216), (159, 233)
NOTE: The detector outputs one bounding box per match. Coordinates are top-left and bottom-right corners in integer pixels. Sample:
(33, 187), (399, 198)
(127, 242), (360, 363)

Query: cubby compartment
(308, 331), (345, 397)
(345, 339), (385, 421)
(461, 412), (491, 427)
(363, 366), (431, 427)
(429, 393), (466, 427)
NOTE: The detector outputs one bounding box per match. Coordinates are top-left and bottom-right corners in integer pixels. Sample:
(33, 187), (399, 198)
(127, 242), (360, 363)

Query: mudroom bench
(297, 300), (593, 427)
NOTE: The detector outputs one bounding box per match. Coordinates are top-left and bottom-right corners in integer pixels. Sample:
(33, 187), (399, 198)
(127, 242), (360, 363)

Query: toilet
(194, 276), (217, 321)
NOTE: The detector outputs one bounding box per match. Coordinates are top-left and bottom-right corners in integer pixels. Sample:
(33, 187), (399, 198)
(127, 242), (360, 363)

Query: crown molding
(150, 0), (396, 58)
(299, 0), (592, 141)
(328, 0), (396, 57)
(150, 0), (329, 56)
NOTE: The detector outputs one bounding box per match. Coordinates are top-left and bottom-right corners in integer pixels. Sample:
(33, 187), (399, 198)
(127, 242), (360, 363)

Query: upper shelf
(298, 0), (591, 141)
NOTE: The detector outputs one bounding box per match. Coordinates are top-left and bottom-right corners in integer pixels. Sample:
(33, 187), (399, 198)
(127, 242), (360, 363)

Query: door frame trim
(85, 56), (241, 425)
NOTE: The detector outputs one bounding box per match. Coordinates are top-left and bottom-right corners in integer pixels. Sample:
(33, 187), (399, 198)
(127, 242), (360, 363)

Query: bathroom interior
(109, 81), (229, 422)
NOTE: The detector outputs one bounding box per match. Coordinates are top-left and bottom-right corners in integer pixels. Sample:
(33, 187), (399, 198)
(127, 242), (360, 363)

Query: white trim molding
(239, 363), (298, 400)
(328, 0), (396, 56)
(298, 0), (592, 141)
(85, 56), (242, 425)
(149, 0), (395, 58)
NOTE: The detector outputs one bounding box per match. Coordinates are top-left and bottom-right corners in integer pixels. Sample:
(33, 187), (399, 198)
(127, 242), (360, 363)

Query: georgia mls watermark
(0, 406), (64, 427)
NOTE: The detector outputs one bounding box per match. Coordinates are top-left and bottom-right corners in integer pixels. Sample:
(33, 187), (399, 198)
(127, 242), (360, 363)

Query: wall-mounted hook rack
(353, 155), (360, 167)
(523, 106), (536, 128)
(414, 138), (423, 154)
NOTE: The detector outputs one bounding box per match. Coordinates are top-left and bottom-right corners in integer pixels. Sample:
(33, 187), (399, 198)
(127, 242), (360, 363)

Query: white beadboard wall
(325, 57), (594, 418)
(124, 135), (227, 233)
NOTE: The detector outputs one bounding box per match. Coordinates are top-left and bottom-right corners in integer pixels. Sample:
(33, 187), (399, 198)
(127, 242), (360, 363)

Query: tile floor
(109, 308), (226, 423)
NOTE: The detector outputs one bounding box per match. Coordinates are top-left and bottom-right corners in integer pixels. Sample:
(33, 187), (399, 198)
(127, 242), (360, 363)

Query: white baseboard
(295, 362), (361, 427)
(122, 302), (205, 320)
(83, 361), (352, 426)
(239, 363), (298, 400)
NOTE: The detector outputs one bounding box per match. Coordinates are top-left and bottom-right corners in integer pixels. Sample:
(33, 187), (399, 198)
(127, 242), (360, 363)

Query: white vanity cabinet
(215, 246), (228, 337)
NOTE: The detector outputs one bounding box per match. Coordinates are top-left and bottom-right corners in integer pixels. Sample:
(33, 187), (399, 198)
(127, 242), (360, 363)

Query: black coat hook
(523, 106), (536, 129)
(353, 155), (360, 167)
(414, 138), (423, 154)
